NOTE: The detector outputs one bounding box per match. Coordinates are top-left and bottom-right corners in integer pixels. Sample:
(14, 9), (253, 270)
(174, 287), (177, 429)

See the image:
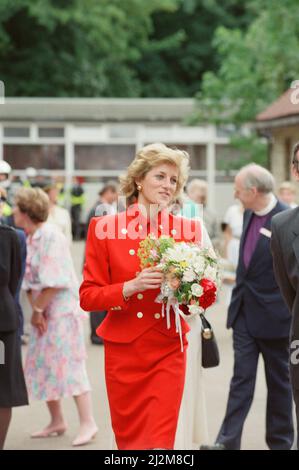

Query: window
(38, 127), (64, 138)
(215, 145), (240, 182)
(109, 125), (136, 138)
(75, 145), (135, 170)
(163, 144), (206, 170)
(4, 127), (30, 138)
(4, 145), (65, 169)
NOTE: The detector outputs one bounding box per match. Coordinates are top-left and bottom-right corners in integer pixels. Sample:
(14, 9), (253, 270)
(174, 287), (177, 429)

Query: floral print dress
(23, 223), (91, 401)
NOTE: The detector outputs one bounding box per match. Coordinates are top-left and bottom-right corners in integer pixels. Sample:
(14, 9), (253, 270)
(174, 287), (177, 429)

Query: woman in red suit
(80, 143), (201, 450)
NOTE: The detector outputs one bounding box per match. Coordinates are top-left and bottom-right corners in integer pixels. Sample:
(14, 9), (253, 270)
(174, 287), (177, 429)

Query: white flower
(183, 269), (196, 282)
(191, 283), (204, 297)
(188, 304), (203, 315)
(208, 247), (216, 258)
(204, 265), (217, 281)
(192, 257), (205, 274)
(164, 243), (190, 263)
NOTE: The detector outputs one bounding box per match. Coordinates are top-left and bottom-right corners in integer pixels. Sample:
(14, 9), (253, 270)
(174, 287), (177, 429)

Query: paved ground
(6, 241), (270, 450)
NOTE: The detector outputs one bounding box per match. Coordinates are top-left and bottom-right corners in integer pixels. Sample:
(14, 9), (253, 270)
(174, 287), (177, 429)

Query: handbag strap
(200, 313), (212, 331)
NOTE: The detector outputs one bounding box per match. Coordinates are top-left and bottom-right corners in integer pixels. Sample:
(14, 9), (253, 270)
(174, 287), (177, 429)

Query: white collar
(254, 193), (277, 216)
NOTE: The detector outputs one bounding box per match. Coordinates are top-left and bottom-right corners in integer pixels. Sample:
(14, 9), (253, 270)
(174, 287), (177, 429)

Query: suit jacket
(227, 200), (291, 338)
(271, 207), (299, 386)
(271, 207), (299, 340)
(80, 207), (201, 343)
(0, 224), (22, 331)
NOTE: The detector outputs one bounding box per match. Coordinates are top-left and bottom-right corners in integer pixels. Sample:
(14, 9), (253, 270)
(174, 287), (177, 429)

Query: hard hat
(0, 160), (11, 175)
(0, 160), (12, 189)
(25, 167), (37, 178)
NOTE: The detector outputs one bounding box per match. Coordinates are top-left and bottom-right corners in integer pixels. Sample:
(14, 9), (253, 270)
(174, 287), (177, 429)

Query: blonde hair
(119, 143), (190, 202)
(15, 187), (49, 223)
(278, 181), (296, 194)
(187, 178), (208, 196)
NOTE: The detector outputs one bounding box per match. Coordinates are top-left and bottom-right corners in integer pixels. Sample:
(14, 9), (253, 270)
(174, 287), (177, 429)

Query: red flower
(199, 278), (217, 309)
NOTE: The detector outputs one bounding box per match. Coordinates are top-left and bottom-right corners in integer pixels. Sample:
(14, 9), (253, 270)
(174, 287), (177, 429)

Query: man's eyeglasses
(0, 196), (6, 202)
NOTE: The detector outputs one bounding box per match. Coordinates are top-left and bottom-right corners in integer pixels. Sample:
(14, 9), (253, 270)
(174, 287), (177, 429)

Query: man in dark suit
(202, 164), (293, 450)
(0, 187), (27, 340)
(271, 142), (299, 449)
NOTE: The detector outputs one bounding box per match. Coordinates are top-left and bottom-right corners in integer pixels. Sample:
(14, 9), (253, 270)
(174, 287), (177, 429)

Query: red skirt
(104, 327), (187, 450)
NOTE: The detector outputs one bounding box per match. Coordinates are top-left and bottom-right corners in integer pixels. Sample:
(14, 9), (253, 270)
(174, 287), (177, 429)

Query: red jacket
(80, 206), (202, 343)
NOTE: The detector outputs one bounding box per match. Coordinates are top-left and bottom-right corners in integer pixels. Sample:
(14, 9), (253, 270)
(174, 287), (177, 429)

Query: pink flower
(150, 249), (159, 259)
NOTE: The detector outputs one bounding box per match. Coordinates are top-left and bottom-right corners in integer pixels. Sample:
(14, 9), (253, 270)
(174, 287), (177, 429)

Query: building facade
(0, 98), (238, 219)
(256, 88), (299, 185)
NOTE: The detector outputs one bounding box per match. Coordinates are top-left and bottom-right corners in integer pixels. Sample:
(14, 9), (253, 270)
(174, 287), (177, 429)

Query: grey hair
(239, 164), (275, 194)
(186, 178), (207, 195)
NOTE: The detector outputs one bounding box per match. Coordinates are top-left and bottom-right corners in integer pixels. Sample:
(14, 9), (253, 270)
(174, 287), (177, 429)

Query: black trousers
(71, 205), (82, 240)
(217, 312), (294, 449)
(0, 330), (28, 407)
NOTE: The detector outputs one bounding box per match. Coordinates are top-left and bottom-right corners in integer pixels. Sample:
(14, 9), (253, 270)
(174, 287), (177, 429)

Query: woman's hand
(123, 267), (163, 298)
(31, 311), (47, 336)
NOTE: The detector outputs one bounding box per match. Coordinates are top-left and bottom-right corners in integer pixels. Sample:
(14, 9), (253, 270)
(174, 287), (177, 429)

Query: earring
(137, 184), (142, 191)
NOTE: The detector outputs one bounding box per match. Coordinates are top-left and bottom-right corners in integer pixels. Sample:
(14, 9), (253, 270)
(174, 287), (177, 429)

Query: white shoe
(72, 425), (98, 447)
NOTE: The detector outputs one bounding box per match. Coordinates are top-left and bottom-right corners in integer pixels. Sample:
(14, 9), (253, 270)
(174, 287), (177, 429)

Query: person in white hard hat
(0, 161), (13, 219)
(0, 160), (12, 189)
(23, 167), (38, 188)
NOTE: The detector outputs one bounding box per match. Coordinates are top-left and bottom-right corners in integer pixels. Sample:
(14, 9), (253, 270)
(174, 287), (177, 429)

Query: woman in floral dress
(13, 187), (98, 447)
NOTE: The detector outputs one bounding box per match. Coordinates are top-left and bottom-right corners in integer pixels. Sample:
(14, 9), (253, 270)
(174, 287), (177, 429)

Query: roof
(256, 88), (299, 122)
(0, 98), (194, 123)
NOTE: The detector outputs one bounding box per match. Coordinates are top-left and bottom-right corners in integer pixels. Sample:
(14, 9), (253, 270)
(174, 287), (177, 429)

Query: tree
(217, 134), (268, 171)
(0, 0), (255, 97)
(188, 0), (299, 169)
(193, 0), (299, 124)
(135, 0), (253, 97)
(0, 0), (179, 96)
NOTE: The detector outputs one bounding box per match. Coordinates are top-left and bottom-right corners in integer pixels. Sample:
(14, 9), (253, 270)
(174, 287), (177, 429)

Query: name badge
(260, 227), (271, 238)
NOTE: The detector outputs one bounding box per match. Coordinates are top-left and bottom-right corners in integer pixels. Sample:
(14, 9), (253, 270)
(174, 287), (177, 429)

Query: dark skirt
(104, 327), (187, 450)
(0, 330), (28, 407)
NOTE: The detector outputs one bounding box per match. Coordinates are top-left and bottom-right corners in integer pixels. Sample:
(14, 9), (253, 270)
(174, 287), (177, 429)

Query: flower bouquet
(138, 234), (221, 350)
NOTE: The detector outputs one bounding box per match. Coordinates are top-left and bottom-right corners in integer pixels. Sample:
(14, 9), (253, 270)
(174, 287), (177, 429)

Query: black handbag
(200, 313), (220, 368)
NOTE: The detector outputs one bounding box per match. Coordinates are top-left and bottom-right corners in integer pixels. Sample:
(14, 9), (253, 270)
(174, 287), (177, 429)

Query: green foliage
(0, 0), (252, 97)
(176, 281), (192, 304)
(136, 0), (253, 97)
(138, 234), (175, 269)
(217, 133), (268, 171)
(0, 0), (179, 97)
(194, 0), (299, 124)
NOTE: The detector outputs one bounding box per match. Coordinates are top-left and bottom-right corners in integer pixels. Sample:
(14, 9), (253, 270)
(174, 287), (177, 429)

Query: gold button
(138, 224), (143, 231)
(121, 228), (127, 235)
(129, 249), (135, 255)
(137, 293), (143, 300)
(154, 313), (161, 319)
(137, 312), (143, 319)
(159, 225), (163, 230)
